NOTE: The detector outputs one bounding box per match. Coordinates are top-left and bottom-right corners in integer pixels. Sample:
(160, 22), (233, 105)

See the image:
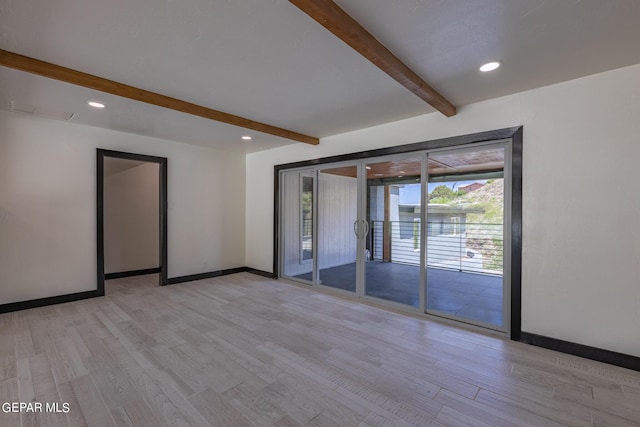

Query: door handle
(353, 220), (369, 239)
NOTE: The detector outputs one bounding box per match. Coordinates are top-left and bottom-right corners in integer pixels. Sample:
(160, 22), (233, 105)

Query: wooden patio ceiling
(320, 148), (505, 179)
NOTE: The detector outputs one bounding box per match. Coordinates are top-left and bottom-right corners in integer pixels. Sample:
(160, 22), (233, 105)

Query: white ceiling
(1, 0), (639, 153)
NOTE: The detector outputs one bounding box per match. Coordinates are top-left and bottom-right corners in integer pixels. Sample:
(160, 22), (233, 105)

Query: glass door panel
(365, 156), (423, 307)
(426, 145), (506, 329)
(317, 165), (359, 292)
(280, 171), (314, 282)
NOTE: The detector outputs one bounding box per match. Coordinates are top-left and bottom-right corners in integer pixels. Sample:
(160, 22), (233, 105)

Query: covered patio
(296, 261), (503, 328)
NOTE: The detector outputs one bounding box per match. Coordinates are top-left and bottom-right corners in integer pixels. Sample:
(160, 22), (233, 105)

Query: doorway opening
(96, 149), (168, 294)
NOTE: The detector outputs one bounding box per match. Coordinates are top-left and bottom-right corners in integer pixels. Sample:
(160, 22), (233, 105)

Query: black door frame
(97, 149), (168, 294)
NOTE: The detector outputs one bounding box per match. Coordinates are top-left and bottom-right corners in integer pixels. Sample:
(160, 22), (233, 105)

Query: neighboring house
(372, 200), (486, 269)
(398, 203), (485, 237)
(458, 182), (485, 193)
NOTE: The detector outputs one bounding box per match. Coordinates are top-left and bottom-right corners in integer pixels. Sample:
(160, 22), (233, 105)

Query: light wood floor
(1, 273), (639, 427)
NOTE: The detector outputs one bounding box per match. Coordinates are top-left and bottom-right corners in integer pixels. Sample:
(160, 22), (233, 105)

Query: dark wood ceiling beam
(0, 49), (319, 145)
(289, 0), (456, 117)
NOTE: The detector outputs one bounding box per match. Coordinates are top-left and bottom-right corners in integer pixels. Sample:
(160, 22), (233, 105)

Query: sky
(399, 180), (485, 205)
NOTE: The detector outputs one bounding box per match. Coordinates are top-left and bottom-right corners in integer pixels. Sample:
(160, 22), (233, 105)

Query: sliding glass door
(280, 170), (315, 282)
(317, 164), (360, 292)
(280, 163), (366, 295)
(279, 140), (511, 332)
(426, 143), (509, 330)
(364, 155), (424, 308)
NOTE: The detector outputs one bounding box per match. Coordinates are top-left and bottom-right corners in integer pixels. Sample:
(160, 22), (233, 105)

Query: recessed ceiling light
(479, 61), (501, 72)
(375, 173), (383, 176)
(398, 175), (403, 178)
(365, 166), (372, 170)
(87, 101), (105, 108)
(399, 170), (406, 174)
(242, 136), (252, 140)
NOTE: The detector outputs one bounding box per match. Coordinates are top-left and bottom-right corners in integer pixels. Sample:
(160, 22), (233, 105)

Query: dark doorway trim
(273, 126), (523, 340)
(97, 149), (168, 295)
(0, 266), (274, 314)
(104, 267), (162, 280)
(510, 127), (523, 341)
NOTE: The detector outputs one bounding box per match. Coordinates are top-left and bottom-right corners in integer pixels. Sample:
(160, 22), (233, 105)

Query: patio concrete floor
(296, 261), (503, 328)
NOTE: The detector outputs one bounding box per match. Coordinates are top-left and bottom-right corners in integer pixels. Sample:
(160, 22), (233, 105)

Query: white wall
(0, 111), (246, 304)
(104, 160), (159, 274)
(246, 64), (640, 357)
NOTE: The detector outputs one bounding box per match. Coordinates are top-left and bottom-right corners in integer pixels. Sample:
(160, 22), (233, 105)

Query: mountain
(460, 179), (504, 225)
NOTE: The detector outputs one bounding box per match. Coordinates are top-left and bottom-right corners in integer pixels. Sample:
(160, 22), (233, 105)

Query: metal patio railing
(370, 220), (503, 276)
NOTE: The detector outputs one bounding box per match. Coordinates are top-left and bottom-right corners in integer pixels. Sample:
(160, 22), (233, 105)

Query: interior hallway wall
(104, 159), (159, 274)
